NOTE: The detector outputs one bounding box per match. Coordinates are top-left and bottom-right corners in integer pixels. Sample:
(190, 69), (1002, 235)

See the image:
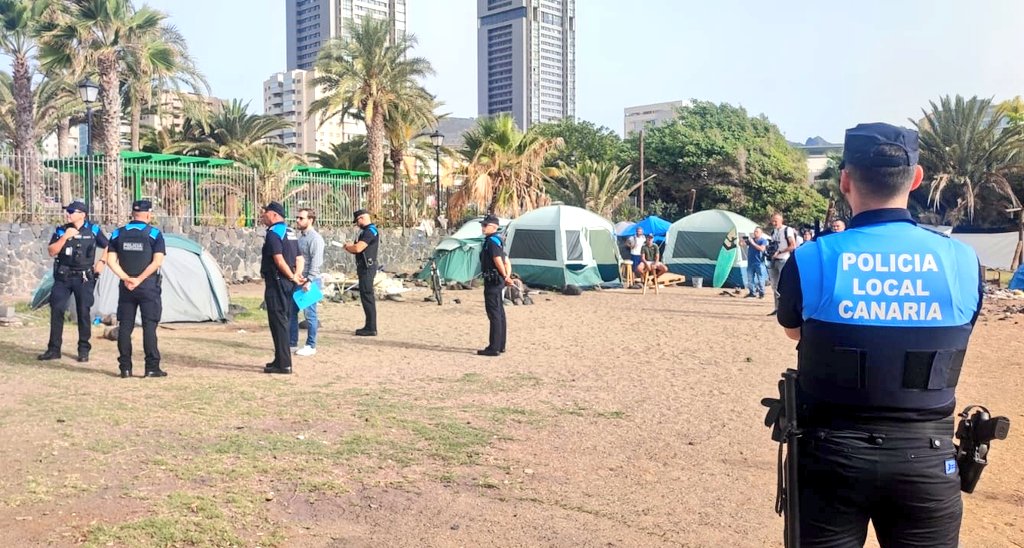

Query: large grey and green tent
(417, 216), (510, 283)
(93, 234), (230, 323)
(505, 205), (621, 288)
(663, 210), (759, 288)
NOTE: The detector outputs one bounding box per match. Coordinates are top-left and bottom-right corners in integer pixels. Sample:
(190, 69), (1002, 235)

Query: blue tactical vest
(793, 221), (980, 412)
(113, 222), (160, 277)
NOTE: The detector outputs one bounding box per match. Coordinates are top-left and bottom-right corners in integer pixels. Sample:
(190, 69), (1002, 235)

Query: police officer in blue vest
(106, 200), (168, 378)
(478, 214), (511, 356)
(776, 123), (984, 546)
(344, 209), (379, 336)
(38, 201), (109, 363)
(261, 201), (303, 374)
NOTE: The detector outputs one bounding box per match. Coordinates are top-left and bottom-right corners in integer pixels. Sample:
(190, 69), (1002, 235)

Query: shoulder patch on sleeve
(55, 226), (65, 237)
(90, 223), (100, 235)
(489, 235), (503, 246)
(368, 225), (378, 236)
(270, 224), (287, 239)
(149, 227), (161, 239)
(111, 228), (120, 240)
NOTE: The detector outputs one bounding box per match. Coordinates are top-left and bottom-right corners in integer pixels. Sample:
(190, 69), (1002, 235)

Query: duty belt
(808, 417), (954, 437)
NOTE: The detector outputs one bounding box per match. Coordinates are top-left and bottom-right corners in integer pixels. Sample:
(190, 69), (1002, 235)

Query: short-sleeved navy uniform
(355, 223), (379, 332)
(262, 221), (300, 369)
(109, 222), (166, 373)
(777, 208), (983, 547)
(481, 234), (507, 353)
(45, 221), (108, 357)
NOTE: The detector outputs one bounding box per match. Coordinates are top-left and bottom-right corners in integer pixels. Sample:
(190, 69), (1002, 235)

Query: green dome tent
(416, 216), (510, 284)
(505, 205), (622, 288)
(663, 210), (759, 288)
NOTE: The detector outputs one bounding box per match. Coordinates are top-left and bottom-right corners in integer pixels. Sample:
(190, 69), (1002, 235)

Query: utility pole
(639, 128), (645, 214)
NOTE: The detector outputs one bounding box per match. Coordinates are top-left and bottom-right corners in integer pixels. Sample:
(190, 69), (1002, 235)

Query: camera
(742, 235), (750, 241)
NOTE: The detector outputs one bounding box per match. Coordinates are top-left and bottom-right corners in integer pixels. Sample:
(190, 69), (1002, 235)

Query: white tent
(505, 205), (622, 288)
(663, 210), (759, 287)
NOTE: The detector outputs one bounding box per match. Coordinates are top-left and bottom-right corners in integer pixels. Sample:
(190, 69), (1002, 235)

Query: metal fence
(0, 151), (367, 227)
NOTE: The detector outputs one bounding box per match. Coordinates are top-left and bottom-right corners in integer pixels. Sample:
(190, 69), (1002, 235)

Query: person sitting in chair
(637, 234), (668, 282)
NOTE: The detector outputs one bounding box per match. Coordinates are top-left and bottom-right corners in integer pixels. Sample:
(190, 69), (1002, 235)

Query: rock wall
(0, 221), (443, 300)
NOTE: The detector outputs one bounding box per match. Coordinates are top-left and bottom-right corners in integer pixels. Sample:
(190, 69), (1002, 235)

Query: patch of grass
(557, 403), (590, 417)
(595, 410), (627, 420)
(84, 492), (247, 548)
(230, 296), (267, 323)
(475, 476), (501, 489)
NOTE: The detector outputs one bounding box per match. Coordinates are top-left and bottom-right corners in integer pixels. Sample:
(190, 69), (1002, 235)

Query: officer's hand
(94, 262), (105, 274)
(125, 278), (139, 291)
(64, 227), (79, 239)
(504, 276), (514, 286)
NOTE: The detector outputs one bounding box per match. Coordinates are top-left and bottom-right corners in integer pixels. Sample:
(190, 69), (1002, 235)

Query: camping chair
(641, 269), (661, 295)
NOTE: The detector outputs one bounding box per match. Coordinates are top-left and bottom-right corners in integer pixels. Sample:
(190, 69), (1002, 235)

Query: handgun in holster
(955, 405), (1010, 493)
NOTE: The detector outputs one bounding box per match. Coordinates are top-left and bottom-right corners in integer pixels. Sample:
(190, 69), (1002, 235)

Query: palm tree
(545, 160), (648, 218)
(171, 99), (291, 160)
(242, 144), (302, 205)
(0, 0), (50, 218)
(38, 0), (168, 221)
(913, 95), (1024, 226)
(310, 16), (434, 215)
(308, 137), (370, 172)
(450, 114), (562, 217)
(123, 23), (207, 151)
(384, 89), (438, 185)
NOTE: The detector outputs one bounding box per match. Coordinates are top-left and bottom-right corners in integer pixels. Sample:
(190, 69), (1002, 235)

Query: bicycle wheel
(431, 269), (443, 305)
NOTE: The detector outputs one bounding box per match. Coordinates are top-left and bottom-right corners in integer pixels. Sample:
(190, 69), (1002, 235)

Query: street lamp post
(429, 129), (444, 227)
(77, 79), (99, 212)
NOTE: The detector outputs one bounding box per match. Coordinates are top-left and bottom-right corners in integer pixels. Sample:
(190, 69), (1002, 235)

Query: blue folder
(293, 282), (324, 310)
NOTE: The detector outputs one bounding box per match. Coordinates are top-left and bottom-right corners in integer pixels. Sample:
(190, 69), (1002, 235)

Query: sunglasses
(66, 209), (81, 214)
(296, 216), (308, 220)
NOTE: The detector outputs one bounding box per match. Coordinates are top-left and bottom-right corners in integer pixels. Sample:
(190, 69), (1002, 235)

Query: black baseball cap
(66, 201), (87, 214)
(132, 199), (153, 212)
(262, 201), (285, 217)
(352, 209), (369, 223)
(840, 122), (919, 169)
(481, 214), (500, 226)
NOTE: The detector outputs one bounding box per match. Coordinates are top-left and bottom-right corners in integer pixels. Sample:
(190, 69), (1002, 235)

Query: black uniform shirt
(109, 222), (165, 277)
(356, 224), (379, 271)
(261, 222), (298, 279)
(50, 222), (109, 270)
(481, 234), (505, 274)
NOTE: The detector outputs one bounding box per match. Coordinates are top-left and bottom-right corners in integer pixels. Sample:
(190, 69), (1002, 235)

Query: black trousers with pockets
(265, 278), (295, 369)
(48, 272), (96, 355)
(798, 427), (962, 548)
(483, 282), (506, 352)
(357, 269), (376, 331)
(117, 278), (162, 372)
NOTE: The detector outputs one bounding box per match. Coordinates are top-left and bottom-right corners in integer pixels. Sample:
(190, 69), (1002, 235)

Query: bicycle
(421, 256), (443, 305)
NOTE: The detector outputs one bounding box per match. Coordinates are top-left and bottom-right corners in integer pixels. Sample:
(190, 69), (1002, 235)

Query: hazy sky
(105, 0), (1024, 142)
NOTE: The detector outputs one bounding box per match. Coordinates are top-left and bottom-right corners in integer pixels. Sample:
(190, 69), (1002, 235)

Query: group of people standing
(259, 202), (378, 374)
(741, 213), (847, 312)
(41, 199), (167, 378)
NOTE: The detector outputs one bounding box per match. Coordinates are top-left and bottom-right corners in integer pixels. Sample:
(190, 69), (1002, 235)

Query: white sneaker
(296, 345), (317, 357)
(290, 346), (298, 354)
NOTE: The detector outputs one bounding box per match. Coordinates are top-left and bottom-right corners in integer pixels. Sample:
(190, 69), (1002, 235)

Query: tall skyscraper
(477, 0), (576, 131)
(263, 70), (366, 155)
(287, 0), (407, 71)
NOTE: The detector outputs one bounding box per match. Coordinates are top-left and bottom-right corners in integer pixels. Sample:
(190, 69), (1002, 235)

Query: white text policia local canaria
(837, 253), (942, 322)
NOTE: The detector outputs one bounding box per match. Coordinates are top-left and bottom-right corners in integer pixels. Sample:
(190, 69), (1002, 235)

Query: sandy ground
(0, 281), (1021, 547)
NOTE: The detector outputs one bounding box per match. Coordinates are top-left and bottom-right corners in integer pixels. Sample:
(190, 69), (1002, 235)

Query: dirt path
(0, 283), (1020, 547)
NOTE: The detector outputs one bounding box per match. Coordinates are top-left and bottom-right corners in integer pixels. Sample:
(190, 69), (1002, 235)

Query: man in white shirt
(767, 213), (797, 316)
(627, 226), (645, 277)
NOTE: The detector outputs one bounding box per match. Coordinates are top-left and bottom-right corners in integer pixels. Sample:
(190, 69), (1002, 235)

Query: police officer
(106, 200), (167, 378)
(478, 214), (511, 356)
(260, 201), (303, 374)
(344, 209), (378, 336)
(776, 123), (983, 547)
(38, 200), (109, 363)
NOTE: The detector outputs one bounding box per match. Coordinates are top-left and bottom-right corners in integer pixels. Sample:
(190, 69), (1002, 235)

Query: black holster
(762, 369), (800, 548)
